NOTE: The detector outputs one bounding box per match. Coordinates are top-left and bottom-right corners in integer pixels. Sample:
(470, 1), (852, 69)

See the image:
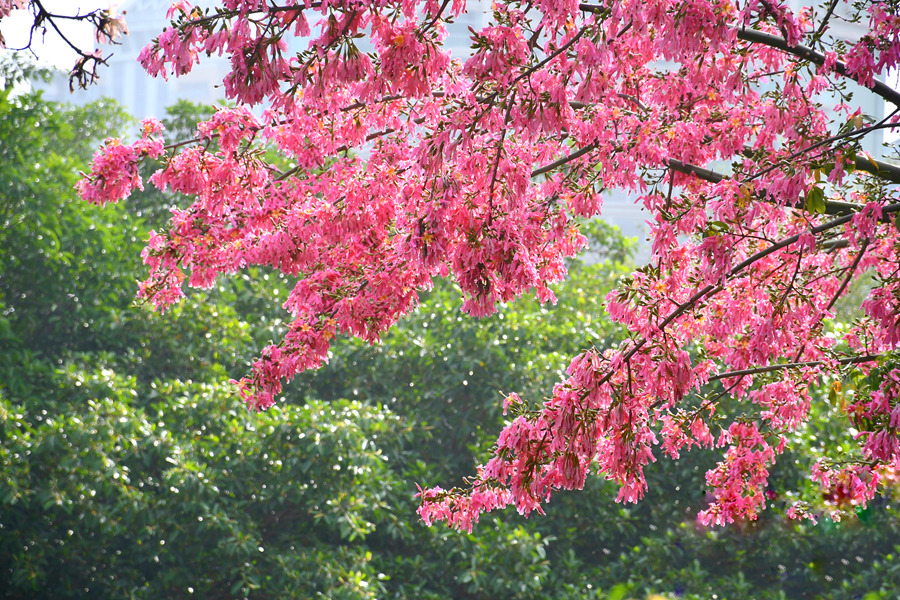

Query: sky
(4, 1), (111, 70)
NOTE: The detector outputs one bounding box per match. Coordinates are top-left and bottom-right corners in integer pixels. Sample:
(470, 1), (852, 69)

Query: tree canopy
(6, 0), (900, 530)
(3, 71), (900, 597)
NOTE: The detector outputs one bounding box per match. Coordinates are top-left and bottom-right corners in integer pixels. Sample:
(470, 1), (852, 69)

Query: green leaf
(704, 220), (729, 237)
(607, 583), (629, 600)
(805, 186), (827, 214)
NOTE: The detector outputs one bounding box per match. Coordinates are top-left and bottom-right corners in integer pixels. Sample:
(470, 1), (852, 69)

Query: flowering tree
(0, 0), (127, 89)
(69, 0), (900, 530)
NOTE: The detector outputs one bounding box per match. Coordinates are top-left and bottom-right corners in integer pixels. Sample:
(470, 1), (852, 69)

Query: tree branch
(531, 143), (596, 177)
(735, 28), (900, 107)
(577, 3), (900, 106)
(825, 238), (869, 312)
(596, 202), (900, 391)
(667, 158), (886, 221)
(853, 153), (900, 184)
(709, 354), (881, 382)
(815, 0), (840, 37)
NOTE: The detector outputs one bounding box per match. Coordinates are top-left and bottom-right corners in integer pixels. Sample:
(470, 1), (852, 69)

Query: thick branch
(735, 28), (900, 107)
(667, 159), (723, 184)
(854, 153), (900, 184)
(667, 159), (887, 221)
(577, 3), (900, 106)
(530, 144), (895, 220)
(531, 144), (596, 177)
(709, 354), (881, 381)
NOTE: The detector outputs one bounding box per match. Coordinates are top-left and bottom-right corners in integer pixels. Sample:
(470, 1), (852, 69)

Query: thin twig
(825, 238), (869, 312)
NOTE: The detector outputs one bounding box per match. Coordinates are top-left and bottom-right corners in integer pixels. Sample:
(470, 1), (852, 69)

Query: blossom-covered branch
(76, 0), (900, 529)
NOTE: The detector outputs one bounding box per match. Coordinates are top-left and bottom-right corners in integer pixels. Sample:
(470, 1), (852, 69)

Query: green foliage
(0, 87), (257, 382)
(2, 86), (900, 600)
(0, 355), (401, 599)
(0, 90), (398, 599)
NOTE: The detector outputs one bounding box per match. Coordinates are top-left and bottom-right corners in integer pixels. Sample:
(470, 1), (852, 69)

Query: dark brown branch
(740, 142), (900, 185)
(730, 203), (900, 274)
(668, 158), (895, 221)
(274, 115), (425, 181)
(577, 3), (900, 106)
(709, 354), (881, 382)
(182, 2), (324, 27)
(531, 143), (597, 177)
(423, 0), (452, 32)
(511, 26), (588, 89)
(747, 111), (900, 183)
(825, 238), (869, 312)
(667, 159), (723, 184)
(853, 153), (900, 184)
(532, 146), (893, 220)
(595, 202), (900, 391)
(488, 93), (517, 224)
(27, 1), (106, 58)
(735, 28), (900, 107)
(815, 0), (840, 37)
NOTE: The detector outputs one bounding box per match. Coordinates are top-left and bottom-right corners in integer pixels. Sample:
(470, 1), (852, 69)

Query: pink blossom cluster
(0, 0), (24, 19)
(843, 3), (900, 88)
(810, 461), (881, 520)
(77, 0), (900, 527)
(697, 422), (781, 526)
(76, 119), (165, 206)
(846, 369), (900, 465)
